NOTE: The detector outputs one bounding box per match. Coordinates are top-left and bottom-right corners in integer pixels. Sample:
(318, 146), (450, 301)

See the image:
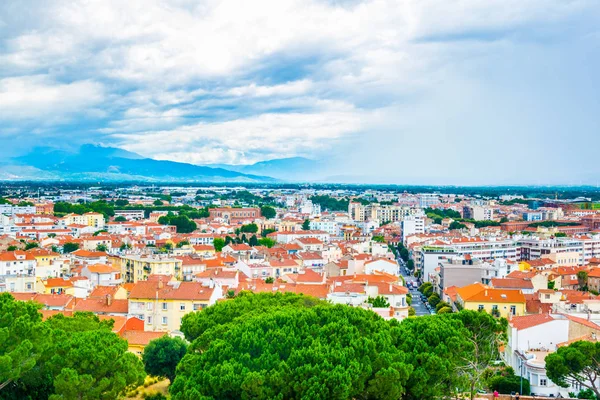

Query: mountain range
(1, 145), (273, 182)
(0, 144), (326, 182)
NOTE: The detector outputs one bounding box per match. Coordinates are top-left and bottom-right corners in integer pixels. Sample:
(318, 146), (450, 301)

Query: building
(114, 210), (145, 220)
(128, 278), (221, 332)
(417, 193), (439, 208)
(121, 254), (183, 283)
(456, 283), (526, 318)
(208, 207), (261, 223)
(401, 215), (425, 243)
(463, 205), (494, 221)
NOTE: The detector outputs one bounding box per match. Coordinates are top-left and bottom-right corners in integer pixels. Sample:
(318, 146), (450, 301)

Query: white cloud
(0, 76), (104, 121)
(113, 109), (363, 164)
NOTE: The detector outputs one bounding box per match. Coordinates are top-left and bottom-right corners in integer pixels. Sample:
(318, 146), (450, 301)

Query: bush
(487, 373), (530, 395)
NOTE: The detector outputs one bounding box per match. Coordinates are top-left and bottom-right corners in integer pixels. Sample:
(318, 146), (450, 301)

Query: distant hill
(7, 145), (275, 182)
(211, 157), (327, 181)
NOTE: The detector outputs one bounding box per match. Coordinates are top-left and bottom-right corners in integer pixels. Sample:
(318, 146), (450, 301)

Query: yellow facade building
(456, 283), (526, 318)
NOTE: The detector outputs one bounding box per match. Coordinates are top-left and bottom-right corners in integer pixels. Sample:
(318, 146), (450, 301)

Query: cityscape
(2, 0), (600, 399)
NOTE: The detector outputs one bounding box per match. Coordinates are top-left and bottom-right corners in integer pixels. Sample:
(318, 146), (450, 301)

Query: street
(397, 257), (431, 316)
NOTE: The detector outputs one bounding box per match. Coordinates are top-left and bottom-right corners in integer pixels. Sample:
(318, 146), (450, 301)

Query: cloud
(113, 109), (363, 164)
(0, 76), (104, 121)
(0, 0), (598, 183)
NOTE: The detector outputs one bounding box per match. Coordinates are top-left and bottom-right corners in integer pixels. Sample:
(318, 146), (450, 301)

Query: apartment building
(128, 278), (221, 332)
(121, 254), (183, 283)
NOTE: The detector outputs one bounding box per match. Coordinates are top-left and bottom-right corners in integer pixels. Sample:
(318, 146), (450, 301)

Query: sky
(0, 0), (599, 185)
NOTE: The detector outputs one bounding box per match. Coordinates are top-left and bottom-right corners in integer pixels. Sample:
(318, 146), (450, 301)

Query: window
(180, 303), (185, 311)
(478, 305), (484, 311)
(146, 302), (153, 311)
(162, 316), (168, 325)
(162, 302), (168, 310)
(510, 305), (516, 315)
(147, 316), (152, 324)
(545, 294), (550, 299)
(540, 378), (547, 386)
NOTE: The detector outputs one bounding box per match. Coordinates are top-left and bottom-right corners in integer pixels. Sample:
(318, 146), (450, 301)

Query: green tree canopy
(114, 216), (127, 222)
(546, 341), (600, 398)
(0, 293), (49, 391)
(173, 297), (412, 400)
(258, 237), (276, 248)
(2, 312), (145, 400)
(62, 242), (79, 253)
(260, 205), (276, 219)
(212, 238), (225, 252)
(143, 336), (188, 383)
(302, 219), (311, 230)
(158, 215), (197, 233)
(240, 223), (258, 234)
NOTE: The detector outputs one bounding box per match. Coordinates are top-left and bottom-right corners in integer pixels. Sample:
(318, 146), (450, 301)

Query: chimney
(389, 284), (393, 293)
(485, 290), (488, 296)
(158, 279), (164, 289)
(106, 294), (112, 306)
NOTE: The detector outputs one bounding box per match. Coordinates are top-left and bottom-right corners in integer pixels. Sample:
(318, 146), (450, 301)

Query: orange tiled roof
(510, 313), (554, 330)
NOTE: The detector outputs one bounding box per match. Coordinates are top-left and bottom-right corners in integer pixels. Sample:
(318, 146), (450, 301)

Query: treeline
(0, 293), (145, 399)
(54, 201), (210, 221)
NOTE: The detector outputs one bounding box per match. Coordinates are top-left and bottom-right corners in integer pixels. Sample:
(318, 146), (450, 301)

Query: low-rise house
(456, 283), (526, 318)
(128, 277), (221, 332)
(73, 295), (129, 317)
(364, 258), (398, 276)
(81, 264), (123, 287)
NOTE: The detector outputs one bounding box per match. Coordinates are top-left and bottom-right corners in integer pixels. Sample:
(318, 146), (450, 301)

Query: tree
(0, 293), (49, 391)
(240, 223), (258, 234)
(399, 248), (409, 262)
(114, 199), (129, 207)
(176, 240), (190, 248)
(173, 294), (412, 400)
(158, 215), (197, 234)
(368, 296), (390, 308)
(153, 199), (163, 206)
(96, 244), (108, 252)
(114, 216), (127, 222)
(142, 336), (188, 383)
(546, 341), (600, 398)
(260, 205), (276, 219)
(408, 307), (416, 316)
(428, 293), (441, 308)
(7, 245), (18, 251)
(451, 311), (508, 400)
(261, 228), (276, 238)
(248, 234), (258, 247)
(62, 243), (79, 253)
(449, 221), (467, 230)
(258, 237), (276, 248)
(265, 276), (274, 284)
(578, 271), (589, 291)
(24, 242), (39, 250)
(302, 219), (311, 230)
(213, 238), (225, 252)
(372, 235), (386, 243)
(120, 243), (131, 251)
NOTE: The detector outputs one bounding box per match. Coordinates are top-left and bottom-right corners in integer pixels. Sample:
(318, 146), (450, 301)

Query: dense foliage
(175, 292), (507, 400)
(0, 297), (145, 400)
(158, 213), (197, 233)
(546, 341), (600, 398)
(310, 195), (350, 212)
(143, 337), (188, 383)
